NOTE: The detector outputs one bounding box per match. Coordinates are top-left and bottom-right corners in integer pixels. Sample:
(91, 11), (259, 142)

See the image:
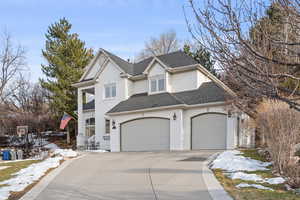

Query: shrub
(256, 100), (300, 187)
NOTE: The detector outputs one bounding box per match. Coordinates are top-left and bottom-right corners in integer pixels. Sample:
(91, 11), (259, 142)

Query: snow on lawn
(230, 172), (264, 182)
(210, 150), (272, 172)
(54, 149), (77, 158)
(44, 142), (59, 150)
(0, 157), (63, 200)
(236, 183), (274, 191)
(85, 149), (108, 153)
(229, 172), (285, 184)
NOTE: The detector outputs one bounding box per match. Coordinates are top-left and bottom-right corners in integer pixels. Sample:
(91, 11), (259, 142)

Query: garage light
(173, 113), (177, 120)
(112, 120), (116, 129)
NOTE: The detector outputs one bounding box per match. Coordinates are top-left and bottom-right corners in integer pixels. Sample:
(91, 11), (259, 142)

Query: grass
(213, 149), (300, 200)
(0, 160), (41, 183)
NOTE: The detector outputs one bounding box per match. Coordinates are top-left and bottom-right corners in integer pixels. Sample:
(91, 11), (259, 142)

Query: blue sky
(1, 0), (192, 82)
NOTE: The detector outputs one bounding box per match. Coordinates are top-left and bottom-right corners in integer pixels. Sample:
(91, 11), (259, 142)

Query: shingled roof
(106, 82), (230, 114)
(103, 50), (198, 76)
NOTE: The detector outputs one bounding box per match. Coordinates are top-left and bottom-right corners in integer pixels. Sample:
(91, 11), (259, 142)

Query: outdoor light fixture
(228, 110), (232, 118)
(112, 120), (116, 129)
(173, 113), (177, 120)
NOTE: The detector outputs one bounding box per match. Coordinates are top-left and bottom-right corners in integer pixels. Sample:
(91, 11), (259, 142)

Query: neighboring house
(72, 49), (252, 152)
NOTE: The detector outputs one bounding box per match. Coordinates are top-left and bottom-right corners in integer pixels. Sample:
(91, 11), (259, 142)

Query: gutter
(72, 79), (97, 88)
(106, 101), (228, 116)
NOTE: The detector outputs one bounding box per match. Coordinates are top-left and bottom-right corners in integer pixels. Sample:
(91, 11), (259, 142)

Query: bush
(256, 100), (300, 187)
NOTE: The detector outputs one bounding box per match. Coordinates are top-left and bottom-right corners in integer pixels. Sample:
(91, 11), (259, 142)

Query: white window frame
(105, 118), (110, 134)
(149, 75), (166, 94)
(104, 83), (116, 99)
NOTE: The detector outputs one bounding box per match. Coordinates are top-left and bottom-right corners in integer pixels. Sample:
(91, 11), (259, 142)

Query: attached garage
(191, 113), (227, 150)
(120, 118), (170, 151)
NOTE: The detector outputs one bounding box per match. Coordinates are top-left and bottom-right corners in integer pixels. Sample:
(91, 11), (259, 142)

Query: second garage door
(120, 118), (170, 151)
(192, 113), (227, 150)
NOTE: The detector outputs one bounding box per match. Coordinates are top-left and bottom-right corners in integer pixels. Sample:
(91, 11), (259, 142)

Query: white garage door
(192, 113), (227, 150)
(120, 118), (170, 151)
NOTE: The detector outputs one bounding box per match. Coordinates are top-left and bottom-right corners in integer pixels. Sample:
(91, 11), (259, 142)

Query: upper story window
(104, 83), (116, 99)
(149, 75), (166, 93)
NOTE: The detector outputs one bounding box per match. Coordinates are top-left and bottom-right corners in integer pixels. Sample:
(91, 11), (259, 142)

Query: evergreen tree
(40, 18), (93, 119)
(183, 44), (218, 77)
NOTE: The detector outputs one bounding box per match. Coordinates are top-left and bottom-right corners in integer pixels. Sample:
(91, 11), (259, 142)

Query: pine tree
(40, 18), (93, 119)
(183, 44), (218, 77)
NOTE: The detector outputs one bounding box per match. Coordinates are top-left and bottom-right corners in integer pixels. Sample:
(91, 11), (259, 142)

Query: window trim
(105, 118), (110, 134)
(103, 83), (117, 99)
(148, 75), (166, 94)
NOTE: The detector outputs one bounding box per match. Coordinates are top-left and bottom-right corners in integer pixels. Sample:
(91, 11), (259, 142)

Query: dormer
(143, 57), (170, 94)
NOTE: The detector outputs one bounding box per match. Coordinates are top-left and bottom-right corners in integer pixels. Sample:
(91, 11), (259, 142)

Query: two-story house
(72, 49), (252, 152)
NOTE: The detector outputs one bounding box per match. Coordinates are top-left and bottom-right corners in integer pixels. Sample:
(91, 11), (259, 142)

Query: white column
(226, 115), (237, 149)
(77, 88), (86, 148)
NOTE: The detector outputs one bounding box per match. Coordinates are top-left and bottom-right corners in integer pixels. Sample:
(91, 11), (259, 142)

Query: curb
(20, 155), (85, 200)
(202, 153), (233, 200)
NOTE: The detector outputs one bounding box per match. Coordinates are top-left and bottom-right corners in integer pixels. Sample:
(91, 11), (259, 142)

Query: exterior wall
(148, 62), (165, 77)
(132, 79), (147, 94)
(94, 61), (128, 150)
(85, 54), (106, 80)
(170, 71), (198, 93)
(183, 105), (238, 150)
(196, 70), (211, 87)
(110, 108), (184, 152)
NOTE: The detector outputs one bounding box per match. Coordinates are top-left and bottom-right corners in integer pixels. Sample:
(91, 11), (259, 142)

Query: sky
(1, 0), (193, 82)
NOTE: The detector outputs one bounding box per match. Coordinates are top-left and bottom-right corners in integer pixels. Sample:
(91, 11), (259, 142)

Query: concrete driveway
(34, 151), (218, 200)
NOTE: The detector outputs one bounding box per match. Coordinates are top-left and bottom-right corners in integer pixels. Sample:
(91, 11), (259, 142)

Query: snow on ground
(264, 177), (286, 185)
(210, 150), (272, 172)
(85, 149), (108, 153)
(236, 183), (274, 191)
(230, 172), (264, 182)
(44, 142), (59, 150)
(0, 156), (63, 200)
(54, 149), (77, 158)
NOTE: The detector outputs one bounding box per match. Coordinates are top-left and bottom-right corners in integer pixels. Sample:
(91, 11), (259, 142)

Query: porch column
(77, 88), (86, 148)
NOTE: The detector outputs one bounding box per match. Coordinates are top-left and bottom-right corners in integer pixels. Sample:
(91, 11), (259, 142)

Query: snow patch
(230, 172), (264, 182)
(0, 156), (63, 200)
(85, 149), (108, 153)
(211, 150), (271, 172)
(54, 149), (77, 158)
(236, 183), (274, 191)
(264, 177), (285, 185)
(44, 143), (59, 150)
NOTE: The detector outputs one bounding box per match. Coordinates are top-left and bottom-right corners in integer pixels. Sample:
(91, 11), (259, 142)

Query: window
(150, 76), (166, 93)
(85, 117), (95, 137)
(104, 83), (116, 99)
(105, 119), (110, 134)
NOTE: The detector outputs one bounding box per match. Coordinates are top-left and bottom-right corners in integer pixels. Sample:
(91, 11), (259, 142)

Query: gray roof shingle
(83, 100), (95, 110)
(107, 82), (230, 114)
(102, 50), (198, 76)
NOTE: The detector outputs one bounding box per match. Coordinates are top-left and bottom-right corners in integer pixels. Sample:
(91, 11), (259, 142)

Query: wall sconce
(173, 113), (177, 120)
(228, 110), (232, 118)
(112, 120), (116, 129)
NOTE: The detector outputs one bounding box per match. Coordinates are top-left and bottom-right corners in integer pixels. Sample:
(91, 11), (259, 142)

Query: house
(72, 48), (252, 152)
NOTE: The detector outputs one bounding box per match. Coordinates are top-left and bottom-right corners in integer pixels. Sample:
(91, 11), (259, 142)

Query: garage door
(121, 118), (170, 151)
(192, 113), (227, 149)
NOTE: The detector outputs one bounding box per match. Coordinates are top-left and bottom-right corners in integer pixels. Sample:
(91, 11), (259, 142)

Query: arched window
(85, 117), (95, 137)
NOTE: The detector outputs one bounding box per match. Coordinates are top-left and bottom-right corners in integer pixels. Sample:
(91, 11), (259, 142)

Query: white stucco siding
(148, 62), (166, 77)
(94, 61), (128, 149)
(110, 109), (184, 152)
(196, 70), (211, 87)
(170, 71), (198, 92)
(132, 79), (147, 94)
(85, 54), (106, 80)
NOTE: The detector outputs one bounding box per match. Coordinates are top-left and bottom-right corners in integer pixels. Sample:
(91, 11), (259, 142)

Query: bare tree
(136, 30), (180, 61)
(185, 0), (300, 113)
(0, 31), (26, 103)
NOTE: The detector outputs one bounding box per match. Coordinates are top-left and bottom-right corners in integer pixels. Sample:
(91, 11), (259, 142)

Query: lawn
(0, 160), (41, 183)
(213, 149), (300, 200)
